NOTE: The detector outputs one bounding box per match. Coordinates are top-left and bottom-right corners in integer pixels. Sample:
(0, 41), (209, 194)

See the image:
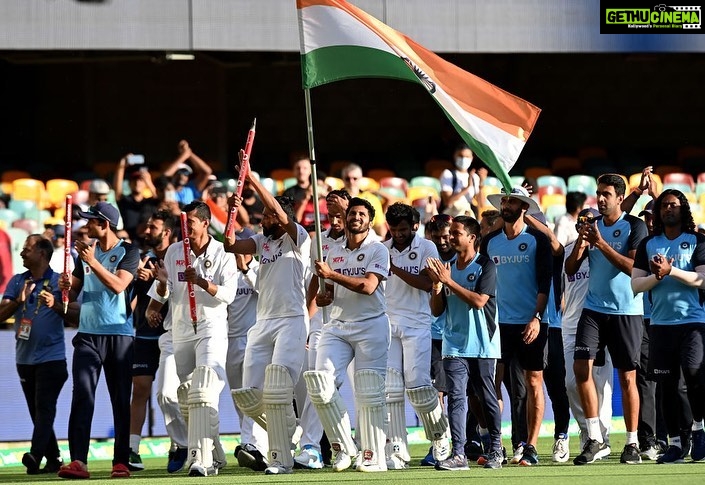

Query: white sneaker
(188, 461), (216, 477)
(331, 444), (352, 472)
(552, 433), (570, 463)
(264, 461), (293, 475)
(357, 451), (387, 473)
(433, 437), (451, 462)
(510, 442), (525, 464)
(386, 453), (408, 470)
(294, 445), (324, 469)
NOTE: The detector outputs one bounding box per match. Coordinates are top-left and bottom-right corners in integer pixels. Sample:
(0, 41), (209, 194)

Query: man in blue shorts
(567, 173), (648, 465)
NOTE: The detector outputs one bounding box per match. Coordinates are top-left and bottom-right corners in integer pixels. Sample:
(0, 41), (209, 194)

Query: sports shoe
(357, 450), (387, 472)
(510, 442), (525, 464)
(294, 445), (324, 469)
(237, 443), (268, 472)
(42, 457), (64, 474)
(420, 446), (435, 466)
(465, 440), (484, 461)
(657, 445), (687, 464)
(477, 447), (508, 466)
(519, 444), (539, 466)
(167, 447), (187, 473)
(432, 436), (451, 461)
(386, 453), (409, 470)
(331, 443), (352, 472)
(620, 443), (642, 464)
(58, 460), (90, 479)
(265, 461), (293, 474)
(128, 449), (144, 471)
(692, 429), (705, 462)
(110, 463), (131, 478)
(552, 433), (570, 463)
(435, 454), (469, 471)
(574, 439), (610, 465)
(640, 442), (663, 461)
(483, 449), (504, 469)
(22, 453), (40, 475)
(188, 460), (217, 477)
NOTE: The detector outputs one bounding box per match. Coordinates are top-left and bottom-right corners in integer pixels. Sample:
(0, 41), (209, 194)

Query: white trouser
(156, 332), (187, 448)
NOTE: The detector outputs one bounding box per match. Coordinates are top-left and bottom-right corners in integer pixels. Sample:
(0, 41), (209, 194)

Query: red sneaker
(111, 463), (131, 478)
(58, 460), (90, 479)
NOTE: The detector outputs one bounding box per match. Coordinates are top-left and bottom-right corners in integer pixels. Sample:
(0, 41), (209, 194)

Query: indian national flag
(297, 0), (541, 189)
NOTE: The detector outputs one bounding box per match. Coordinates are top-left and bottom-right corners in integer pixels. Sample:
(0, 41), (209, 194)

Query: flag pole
(304, 89), (328, 320)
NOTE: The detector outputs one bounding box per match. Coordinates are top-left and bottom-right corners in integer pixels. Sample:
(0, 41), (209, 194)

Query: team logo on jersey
(409, 251), (417, 260)
(492, 256), (500, 265)
(613, 229), (621, 238)
(681, 242), (690, 250)
(518, 243), (528, 252)
(263, 242), (270, 252)
(204, 259), (212, 268)
(84, 266), (91, 274)
(357, 254), (365, 261)
(109, 255), (117, 263)
(467, 273), (476, 282)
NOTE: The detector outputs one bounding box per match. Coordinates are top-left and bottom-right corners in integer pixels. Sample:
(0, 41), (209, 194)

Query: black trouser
(544, 328), (570, 439)
(503, 357), (527, 448)
(68, 333), (134, 466)
(637, 319), (658, 447)
(17, 360), (68, 462)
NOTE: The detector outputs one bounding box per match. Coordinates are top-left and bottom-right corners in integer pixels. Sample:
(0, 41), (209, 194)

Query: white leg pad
(188, 366), (221, 471)
(177, 380), (191, 423)
(232, 387), (267, 430)
(406, 385), (450, 441)
(303, 370), (357, 456)
(384, 367), (410, 463)
(262, 364), (295, 469)
(354, 370), (387, 471)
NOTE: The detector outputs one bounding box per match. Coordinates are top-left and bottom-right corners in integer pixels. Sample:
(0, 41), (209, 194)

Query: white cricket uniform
(562, 242), (613, 447)
(316, 231), (391, 387)
(225, 258), (267, 450)
(297, 229), (346, 450)
(148, 236), (237, 384)
(155, 329), (188, 449)
(241, 224), (311, 389)
(384, 234), (439, 388)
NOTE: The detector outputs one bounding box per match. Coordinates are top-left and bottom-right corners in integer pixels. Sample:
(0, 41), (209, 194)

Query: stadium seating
(654, 164), (682, 180)
(567, 174), (598, 195)
(544, 204), (566, 225)
(407, 185), (439, 204)
(663, 172), (695, 191)
(424, 159), (453, 178)
(696, 182), (705, 199)
(409, 176), (442, 194)
(524, 167), (552, 180)
(8, 199), (36, 218)
(12, 218), (39, 234)
(11, 178), (46, 205)
(5, 226), (29, 274)
(46, 179), (80, 210)
(270, 168), (294, 181)
(539, 193), (566, 212)
(259, 177), (279, 195)
(482, 176), (504, 189)
(0, 208), (21, 229)
(537, 175), (567, 194)
(379, 177), (409, 193)
(282, 177), (298, 191)
(1, 170), (31, 183)
(358, 177), (380, 193)
(367, 168), (396, 181)
(325, 176), (345, 191)
(628, 172), (663, 194)
(377, 187), (406, 202)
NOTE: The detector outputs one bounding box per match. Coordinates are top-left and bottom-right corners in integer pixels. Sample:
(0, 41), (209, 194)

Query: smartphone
(127, 154), (145, 166)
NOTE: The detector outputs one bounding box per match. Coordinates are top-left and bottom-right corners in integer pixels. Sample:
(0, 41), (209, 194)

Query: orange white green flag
(297, 0), (541, 190)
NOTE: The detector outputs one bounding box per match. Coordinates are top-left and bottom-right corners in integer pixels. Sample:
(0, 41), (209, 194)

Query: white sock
(586, 417), (603, 443)
(693, 420), (704, 431)
(669, 436), (682, 449)
(129, 434), (141, 452)
(625, 431), (638, 446)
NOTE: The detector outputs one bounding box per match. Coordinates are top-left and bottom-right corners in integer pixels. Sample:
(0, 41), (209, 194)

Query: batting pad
(354, 370), (387, 470)
(406, 385), (450, 441)
(303, 370), (357, 456)
(262, 364), (295, 468)
(177, 380), (191, 423)
(188, 366), (221, 470)
(232, 387), (267, 430)
(385, 367), (410, 462)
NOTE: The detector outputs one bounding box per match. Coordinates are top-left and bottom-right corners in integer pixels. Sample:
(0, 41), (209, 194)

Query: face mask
(455, 156), (473, 170)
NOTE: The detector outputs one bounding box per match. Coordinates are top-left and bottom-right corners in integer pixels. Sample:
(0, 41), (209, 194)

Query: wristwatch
(534, 312), (542, 321)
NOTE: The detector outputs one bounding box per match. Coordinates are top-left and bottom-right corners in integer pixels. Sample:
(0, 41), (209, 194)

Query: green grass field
(2, 436), (704, 485)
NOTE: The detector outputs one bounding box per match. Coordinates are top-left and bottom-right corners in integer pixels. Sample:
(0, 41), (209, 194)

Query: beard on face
(262, 224), (276, 237)
(501, 208), (522, 223)
(347, 221), (369, 235)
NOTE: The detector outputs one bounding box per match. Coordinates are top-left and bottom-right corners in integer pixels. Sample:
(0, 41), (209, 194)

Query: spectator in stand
(153, 176), (182, 219)
(439, 145), (486, 218)
(44, 225), (74, 274)
(114, 156), (158, 243)
(282, 154), (330, 232)
(554, 192), (588, 247)
(341, 163), (386, 238)
(161, 140), (213, 206)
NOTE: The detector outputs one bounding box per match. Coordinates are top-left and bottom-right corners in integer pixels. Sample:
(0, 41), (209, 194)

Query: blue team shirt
(431, 252), (457, 340)
(585, 213), (647, 315)
(545, 254), (563, 329)
(634, 231), (705, 326)
(5, 268), (65, 365)
(442, 253), (500, 359)
(481, 225), (552, 324)
(73, 240), (140, 335)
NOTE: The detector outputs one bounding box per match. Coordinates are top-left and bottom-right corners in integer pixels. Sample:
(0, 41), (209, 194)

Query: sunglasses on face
(578, 215), (595, 225)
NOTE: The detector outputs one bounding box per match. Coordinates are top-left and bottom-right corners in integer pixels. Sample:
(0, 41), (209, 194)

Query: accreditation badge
(18, 317), (32, 340)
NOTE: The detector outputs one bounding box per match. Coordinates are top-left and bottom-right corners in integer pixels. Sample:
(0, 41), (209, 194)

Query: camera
(127, 154), (145, 166)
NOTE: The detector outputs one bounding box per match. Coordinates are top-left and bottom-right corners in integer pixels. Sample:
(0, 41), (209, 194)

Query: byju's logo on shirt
(492, 255), (530, 265)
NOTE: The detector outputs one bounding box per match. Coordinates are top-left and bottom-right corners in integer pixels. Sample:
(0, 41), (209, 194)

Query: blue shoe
(420, 446), (435, 466)
(167, 447), (187, 473)
(293, 445), (324, 469)
(519, 444), (539, 466)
